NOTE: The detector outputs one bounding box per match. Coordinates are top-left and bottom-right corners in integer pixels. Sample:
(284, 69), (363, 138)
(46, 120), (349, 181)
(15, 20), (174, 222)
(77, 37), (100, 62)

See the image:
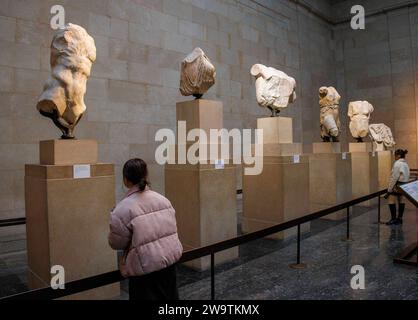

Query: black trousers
(129, 264), (179, 301)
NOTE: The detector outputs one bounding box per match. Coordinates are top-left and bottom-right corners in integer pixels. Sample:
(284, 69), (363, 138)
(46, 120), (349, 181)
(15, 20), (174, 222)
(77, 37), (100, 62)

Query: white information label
(73, 164), (91, 179)
(293, 154), (300, 164)
(372, 152), (376, 157)
(342, 152), (347, 160)
(215, 159), (225, 170)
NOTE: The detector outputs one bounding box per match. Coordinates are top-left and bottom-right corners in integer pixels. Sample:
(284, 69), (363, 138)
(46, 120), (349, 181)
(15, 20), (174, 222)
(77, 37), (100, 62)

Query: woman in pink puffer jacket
(108, 158), (183, 300)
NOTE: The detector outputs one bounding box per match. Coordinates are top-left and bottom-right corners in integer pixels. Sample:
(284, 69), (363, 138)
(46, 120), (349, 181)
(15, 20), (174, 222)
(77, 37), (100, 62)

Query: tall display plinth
(242, 155), (310, 239)
(169, 143), (233, 164)
(309, 147), (352, 220)
(350, 142), (373, 153)
(176, 99), (223, 134)
(376, 150), (393, 190)
(25, 140), (120, 299)
(257, 117), (293, 144)
(349, 143), (379, 207)
(165, 99), (238, 271)
(243, 117), (310, 240)
(165, 163), (237, 270)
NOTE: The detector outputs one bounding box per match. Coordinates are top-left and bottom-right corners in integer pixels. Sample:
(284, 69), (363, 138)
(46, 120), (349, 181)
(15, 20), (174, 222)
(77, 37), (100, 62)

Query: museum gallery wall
(1, 0), (418, 230)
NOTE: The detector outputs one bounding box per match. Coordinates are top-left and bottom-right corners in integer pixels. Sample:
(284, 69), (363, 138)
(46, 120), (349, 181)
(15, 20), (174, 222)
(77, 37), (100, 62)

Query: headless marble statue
(319, 86), (341, 142)
(348, 101), (374, 142)
(37, 23), (96, 139)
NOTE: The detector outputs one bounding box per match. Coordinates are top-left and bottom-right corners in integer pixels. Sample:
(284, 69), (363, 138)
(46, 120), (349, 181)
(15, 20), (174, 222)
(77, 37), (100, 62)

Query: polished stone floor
(0, 203), (417, 300)
(178, 205), (418, 300)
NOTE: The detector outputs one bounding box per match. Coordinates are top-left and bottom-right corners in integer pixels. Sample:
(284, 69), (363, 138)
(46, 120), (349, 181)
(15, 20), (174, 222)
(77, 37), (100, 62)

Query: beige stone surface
(176, 99), (223, 137)
(25, 163), (119, 299)
(3, 1), (418, 228)
(180, 47), (216, 98)
(243, 115), (308, 233)
(349, 145), (379, 206)
(173, 100), (228, 164)
(39, 140), (98, 165)
(242, 155), (310, 239)
(319, 86), (341, 142)
(165, 163), (237, 270)
(257, 117), (293, 144)
(309, 152), (352, 220)
(165, 98), (237, 270)
(258, 143), (302, 156)
(333, 2), (418, 169)
(312, 142), (342, 154)
(349, 142), (373, 153)
(37, 24), (96, 139)
(169, 143), (234, 164)
(0, 1), (353, 223)
(250, 64), (296, 116)
(376, 150), (394, 191)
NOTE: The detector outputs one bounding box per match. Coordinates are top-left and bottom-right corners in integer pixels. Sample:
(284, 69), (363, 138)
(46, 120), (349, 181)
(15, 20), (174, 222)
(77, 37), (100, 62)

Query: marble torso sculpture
(319, 86), (341, 142)
(348, 101), (374, 142)
(180, 47), (216, 99)
(250, 64), (296, 117)
(37, 23), (96, 139)
(369, 124), (396, 151)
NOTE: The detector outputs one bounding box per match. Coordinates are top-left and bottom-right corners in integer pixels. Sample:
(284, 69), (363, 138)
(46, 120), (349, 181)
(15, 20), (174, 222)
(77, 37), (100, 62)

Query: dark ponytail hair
(123, 158), (150, 192)
(395, 149), (408, 159)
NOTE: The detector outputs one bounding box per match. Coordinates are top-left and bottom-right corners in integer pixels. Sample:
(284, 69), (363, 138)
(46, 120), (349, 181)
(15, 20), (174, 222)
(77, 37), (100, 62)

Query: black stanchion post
(378, 196), (381, 223)
(342, 206), (354, 241)
(347, 207), (350, 237)
(211, 253), (215, 300)
(289, 224), (307, 269)
(297, 225), (300, 265)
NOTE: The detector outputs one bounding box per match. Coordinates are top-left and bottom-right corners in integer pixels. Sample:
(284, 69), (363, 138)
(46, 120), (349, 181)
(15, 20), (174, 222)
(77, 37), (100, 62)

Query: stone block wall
(332, 0), (418, 168)
(0, 0), (335, 221)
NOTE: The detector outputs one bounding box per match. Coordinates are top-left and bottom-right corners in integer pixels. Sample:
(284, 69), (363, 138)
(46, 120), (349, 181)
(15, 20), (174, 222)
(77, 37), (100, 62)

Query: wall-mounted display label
(342, 152), (347, 160)
(73, 164), (91, 179)
(293, 154), (300, 164)
(372, 152), (376, 157)
(215, 159), (225, 170)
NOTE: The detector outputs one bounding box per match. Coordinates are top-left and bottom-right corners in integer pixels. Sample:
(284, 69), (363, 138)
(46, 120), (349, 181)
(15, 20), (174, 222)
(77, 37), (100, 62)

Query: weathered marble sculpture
(319, 86), (341, 142)
(180, 47), (216, 99)
(369, 123), (396, 151)
(348, 101), (374, 142)
(250, 64), (296, 117)
(37, 23), (96, 139)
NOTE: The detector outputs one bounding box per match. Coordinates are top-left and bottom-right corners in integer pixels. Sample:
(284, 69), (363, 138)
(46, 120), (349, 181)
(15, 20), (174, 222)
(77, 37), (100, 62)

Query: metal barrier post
(210, 253), (215, 300)
(289, 224), (307, 269)
(342, 206), (354, 241)
(375, 195), (385, 225)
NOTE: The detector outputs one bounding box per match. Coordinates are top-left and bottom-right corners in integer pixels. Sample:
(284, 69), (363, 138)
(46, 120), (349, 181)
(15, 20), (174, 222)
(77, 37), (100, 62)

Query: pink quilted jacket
(108, 186), (183, 277)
